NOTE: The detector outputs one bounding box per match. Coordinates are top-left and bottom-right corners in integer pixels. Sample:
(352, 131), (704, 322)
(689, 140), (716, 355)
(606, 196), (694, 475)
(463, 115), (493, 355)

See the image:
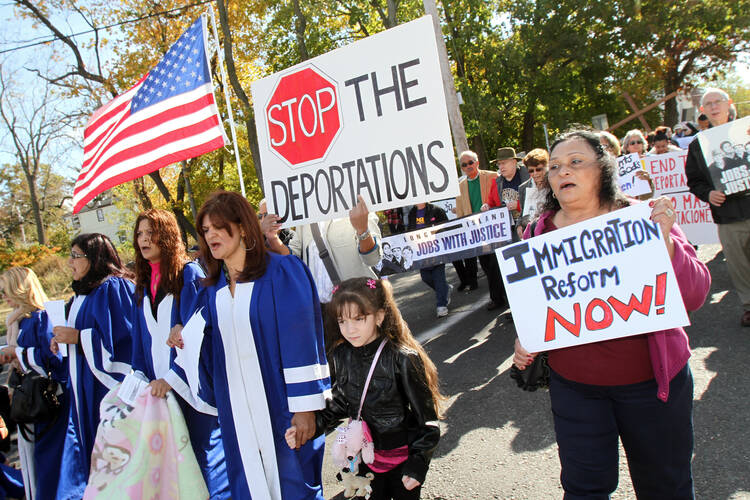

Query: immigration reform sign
(496, 204), (689, 353)
(251, 16), (458, 227)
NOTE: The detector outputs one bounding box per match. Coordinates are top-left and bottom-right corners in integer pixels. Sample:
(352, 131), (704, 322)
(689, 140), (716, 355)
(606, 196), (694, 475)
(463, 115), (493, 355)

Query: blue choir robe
(177, 253), (331, 499)
(56, 276), (135, 500)
(14, 310), (68, 500)
(131, 261), (230, 499)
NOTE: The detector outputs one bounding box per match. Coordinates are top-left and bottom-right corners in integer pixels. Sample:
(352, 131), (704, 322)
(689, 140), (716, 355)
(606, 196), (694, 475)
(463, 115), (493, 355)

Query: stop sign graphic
(265, 65), (342, 167)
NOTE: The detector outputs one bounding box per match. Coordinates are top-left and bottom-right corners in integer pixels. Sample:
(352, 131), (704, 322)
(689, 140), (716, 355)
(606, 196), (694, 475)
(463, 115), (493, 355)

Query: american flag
(73, 15), (227, 213)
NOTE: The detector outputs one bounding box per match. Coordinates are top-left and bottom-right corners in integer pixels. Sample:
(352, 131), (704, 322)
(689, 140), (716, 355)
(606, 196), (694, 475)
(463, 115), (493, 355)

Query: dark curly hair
(132, 209), (190, 303)
(326, 277), (444, 417)
(540, 127), (629, 214)
(70, 233), (132, 295)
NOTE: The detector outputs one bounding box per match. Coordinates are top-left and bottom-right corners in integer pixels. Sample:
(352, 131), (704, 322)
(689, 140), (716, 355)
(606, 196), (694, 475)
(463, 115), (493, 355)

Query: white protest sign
(376, 207), (512, 275)
(433, 198), (457, 220)
(643, 151), (719, 245)
(664, 192), (718, 245)
(522, 185), (547, 217)
(496, 203), (689, 353)
(643, 151), (689, 196)
(251, 16), (458, 227)
(616, 153), (651, 197)
(697, 116), (750, 197)
(44, 300), (66, 328)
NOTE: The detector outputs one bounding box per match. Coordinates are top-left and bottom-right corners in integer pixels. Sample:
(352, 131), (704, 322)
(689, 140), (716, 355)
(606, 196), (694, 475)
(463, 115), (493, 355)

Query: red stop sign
(265, 65), (342, 167)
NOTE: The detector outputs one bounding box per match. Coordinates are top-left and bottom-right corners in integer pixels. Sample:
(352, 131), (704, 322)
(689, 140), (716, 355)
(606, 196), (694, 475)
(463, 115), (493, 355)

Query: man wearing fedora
(484, 147), (529, 225)
(454, 149), (508, 311)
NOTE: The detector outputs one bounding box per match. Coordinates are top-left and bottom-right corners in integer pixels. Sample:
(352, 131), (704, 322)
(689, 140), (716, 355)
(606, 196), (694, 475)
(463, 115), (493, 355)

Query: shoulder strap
(495, 175), (504, 200)
(357, 338), (388, 420)
(310, 222), (341, 285)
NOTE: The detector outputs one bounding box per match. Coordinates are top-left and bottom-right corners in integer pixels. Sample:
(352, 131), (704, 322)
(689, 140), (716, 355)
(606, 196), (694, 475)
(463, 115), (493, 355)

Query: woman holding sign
(130, 209), (230, 499)
(514, 129), (710, 500)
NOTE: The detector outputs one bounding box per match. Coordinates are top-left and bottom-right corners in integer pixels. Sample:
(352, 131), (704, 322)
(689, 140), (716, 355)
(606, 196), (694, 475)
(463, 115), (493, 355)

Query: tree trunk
(131, 177), (153, 210)
(386, 0), (399, 27)
(182, 160), (198, 222)
(147, 171), (197, 239)
(216, 0), (264, 191)
(175, 169), (189, 245)
(292, 0), (309, 61)
(520, 101), (536, 153)
(24, 168), (46, 245)
(663, 66), (681, 129)
(472, 135), (489, 171)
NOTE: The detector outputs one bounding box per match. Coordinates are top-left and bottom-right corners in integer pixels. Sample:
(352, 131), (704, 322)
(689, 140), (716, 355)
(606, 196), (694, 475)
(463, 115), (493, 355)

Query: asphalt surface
(322, 244), (750, 499)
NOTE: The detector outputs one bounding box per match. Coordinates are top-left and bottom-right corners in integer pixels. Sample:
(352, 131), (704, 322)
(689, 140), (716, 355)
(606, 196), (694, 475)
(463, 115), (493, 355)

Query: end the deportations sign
(251, 16), (458, 227)
(496, 203), (689, 353)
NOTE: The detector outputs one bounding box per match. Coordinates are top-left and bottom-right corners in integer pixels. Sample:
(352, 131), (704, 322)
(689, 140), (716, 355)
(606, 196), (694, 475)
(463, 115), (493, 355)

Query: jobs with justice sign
(251, 16), (458, 227)
(496, 204), (689, 353)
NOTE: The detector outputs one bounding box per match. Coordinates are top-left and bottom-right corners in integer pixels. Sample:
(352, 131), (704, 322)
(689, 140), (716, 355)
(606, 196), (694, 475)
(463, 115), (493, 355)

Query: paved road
(322, 244), (750, 499)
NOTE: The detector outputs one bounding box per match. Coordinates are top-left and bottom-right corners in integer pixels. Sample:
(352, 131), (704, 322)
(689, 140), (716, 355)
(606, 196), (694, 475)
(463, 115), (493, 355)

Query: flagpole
(207, 7), (246, 197)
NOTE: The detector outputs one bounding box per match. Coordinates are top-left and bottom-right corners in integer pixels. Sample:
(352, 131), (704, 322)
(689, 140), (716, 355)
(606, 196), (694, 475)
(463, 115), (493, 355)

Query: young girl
(287, 277), (442, 500)
(0, 267), (66, 500)
(130, 209), (229, 498)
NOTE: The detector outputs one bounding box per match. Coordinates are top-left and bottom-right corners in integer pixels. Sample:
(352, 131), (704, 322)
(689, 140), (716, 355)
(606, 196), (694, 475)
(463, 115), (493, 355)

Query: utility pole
(422, 0), (469, 155)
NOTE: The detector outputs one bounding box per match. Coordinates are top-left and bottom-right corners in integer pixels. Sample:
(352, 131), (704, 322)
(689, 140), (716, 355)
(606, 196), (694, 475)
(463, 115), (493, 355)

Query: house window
(96, 208), (105, 222)
(72, 216), (80, 230)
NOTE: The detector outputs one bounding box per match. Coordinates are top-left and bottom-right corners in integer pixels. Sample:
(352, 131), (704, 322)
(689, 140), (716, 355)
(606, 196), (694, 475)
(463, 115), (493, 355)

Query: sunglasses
(460, 160), (475, 168)
(527, 167), (546, 173)
(70, 251), (87, 259)
(629, 140), (644, 145)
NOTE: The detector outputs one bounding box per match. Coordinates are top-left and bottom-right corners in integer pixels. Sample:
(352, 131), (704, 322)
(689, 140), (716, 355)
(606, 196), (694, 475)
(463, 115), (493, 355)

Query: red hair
(133, 209), (189, 302)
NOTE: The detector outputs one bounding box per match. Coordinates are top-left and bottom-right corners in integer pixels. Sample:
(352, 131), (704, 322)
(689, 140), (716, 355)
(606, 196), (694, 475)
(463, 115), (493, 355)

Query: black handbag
(9, 369), (61, 425)
(509, 352), (550, 391)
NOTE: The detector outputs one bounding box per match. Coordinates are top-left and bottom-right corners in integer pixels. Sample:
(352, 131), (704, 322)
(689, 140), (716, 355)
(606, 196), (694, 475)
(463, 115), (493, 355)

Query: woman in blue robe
(171, 191), (330, 499)
(51, 233), (135, 500)
(130, 209), (229, 498)
(0, 267), (67, 500)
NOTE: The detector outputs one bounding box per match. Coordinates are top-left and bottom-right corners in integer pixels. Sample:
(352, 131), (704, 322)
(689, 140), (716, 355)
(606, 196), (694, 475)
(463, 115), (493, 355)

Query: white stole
(216, 282), (281, 500)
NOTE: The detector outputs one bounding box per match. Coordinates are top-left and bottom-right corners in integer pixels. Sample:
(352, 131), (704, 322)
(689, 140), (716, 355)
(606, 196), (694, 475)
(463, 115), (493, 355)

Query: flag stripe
(73, 135), (225, 213)
(82, 90), (218, 180)
(83, 98), (136, 157)
(76, 113), (222, 194)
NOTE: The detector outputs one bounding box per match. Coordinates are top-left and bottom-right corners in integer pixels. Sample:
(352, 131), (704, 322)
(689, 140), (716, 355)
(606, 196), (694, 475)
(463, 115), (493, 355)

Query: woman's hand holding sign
(513, 338), (538, 370)
(649, 196), (676, 259)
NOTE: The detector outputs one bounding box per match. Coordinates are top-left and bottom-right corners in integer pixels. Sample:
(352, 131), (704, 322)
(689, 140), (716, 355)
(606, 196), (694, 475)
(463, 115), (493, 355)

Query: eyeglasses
(629, 140), (643, 146)
(460, 160), (475, 168)
(703, 98), (727, 108)
(527, 167), (546, 173)
(70, 251), (87, 259)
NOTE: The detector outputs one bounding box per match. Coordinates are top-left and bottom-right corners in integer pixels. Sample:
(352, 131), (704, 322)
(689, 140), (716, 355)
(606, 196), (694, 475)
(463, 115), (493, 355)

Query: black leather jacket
(316, 339), (440, 483)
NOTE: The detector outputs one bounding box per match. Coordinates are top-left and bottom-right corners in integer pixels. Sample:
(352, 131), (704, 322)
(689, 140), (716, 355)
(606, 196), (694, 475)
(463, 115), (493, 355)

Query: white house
(67, 191), (129, 244)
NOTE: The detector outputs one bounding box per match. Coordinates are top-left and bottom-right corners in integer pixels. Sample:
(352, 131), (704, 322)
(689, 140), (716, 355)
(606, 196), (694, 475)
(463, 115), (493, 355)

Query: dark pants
(420, 264), (449, 307)
(452, 257), (477, 287)
(478, 253), (506, 305)
(360, 462), (422, 500)
(549, 365), (694, 500)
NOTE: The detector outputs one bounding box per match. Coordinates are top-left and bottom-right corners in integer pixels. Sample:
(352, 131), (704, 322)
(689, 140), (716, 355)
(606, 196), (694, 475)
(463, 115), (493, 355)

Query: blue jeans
(420, 264), (449, 307)
(549, 365), (694, 500)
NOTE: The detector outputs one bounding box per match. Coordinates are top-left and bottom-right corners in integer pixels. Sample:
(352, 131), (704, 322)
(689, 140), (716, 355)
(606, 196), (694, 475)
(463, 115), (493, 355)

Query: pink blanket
(83, 385), (209, 499)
